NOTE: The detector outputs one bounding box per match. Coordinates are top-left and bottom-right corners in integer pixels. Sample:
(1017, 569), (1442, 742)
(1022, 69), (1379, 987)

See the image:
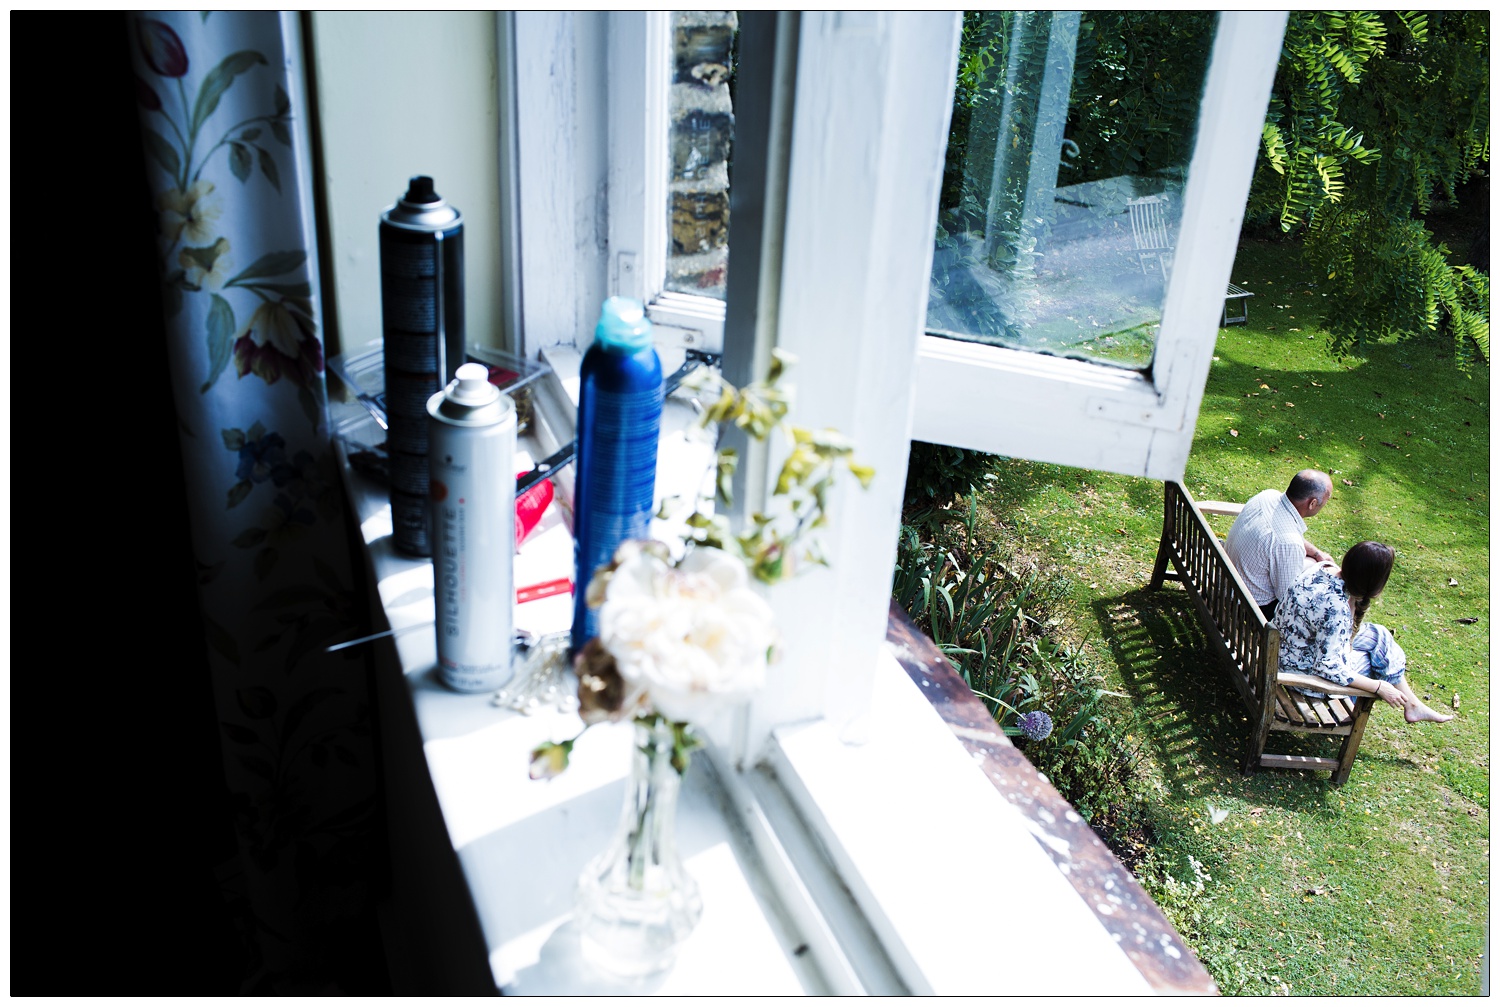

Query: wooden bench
(1147, 481), (1375, 787)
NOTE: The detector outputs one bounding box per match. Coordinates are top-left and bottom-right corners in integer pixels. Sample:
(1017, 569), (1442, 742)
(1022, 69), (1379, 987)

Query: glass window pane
(666, 11), (738, 299)
(927, 11), (1217, 369)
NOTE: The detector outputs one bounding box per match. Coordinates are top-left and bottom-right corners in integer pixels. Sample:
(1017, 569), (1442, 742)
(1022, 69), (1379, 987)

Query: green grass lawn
(976, 238), (1489, 995)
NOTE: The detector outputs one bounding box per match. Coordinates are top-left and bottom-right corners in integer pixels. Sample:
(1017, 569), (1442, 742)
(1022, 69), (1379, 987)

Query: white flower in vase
(597, 543), (777, 726)
(518, 351), (872, 978)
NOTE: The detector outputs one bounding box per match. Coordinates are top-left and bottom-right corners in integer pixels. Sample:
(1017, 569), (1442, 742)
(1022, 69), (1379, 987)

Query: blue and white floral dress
(1272, 562), (1406, 697)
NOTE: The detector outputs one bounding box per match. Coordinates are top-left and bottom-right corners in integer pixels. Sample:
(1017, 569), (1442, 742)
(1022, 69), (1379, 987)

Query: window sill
(334, 379), (1208, 994)
(759, 647), (1158, 995)
(338, 408), (811, 995)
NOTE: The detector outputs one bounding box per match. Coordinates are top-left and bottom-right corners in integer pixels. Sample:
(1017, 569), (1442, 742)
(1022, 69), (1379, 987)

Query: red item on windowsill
(516, 577), (573, 604)
(515, 471), (554, 547)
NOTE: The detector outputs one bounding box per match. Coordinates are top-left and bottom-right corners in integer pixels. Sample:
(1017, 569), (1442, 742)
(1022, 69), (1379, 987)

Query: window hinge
(1085, 394), (1183, 432)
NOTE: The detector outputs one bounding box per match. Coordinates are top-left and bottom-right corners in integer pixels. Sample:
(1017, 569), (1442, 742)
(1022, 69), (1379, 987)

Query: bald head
(1287, 469), (1332, 518)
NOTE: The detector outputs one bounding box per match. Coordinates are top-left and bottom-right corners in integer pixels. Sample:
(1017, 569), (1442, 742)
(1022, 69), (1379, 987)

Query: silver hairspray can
(428, 363), (516, 693)
(382, 174), (465, 556)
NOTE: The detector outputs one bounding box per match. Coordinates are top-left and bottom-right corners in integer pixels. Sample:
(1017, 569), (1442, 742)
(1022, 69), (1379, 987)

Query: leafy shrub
(1248, 10), (1490, 365)
(1308, 208), (1490, 365)
(902, 441), (996, 512)
(892, 498), (1041, 728)
(1134, 851), (1257, 994)
(1018, 645), (1144, 827)
(891, 492), (1152, 854)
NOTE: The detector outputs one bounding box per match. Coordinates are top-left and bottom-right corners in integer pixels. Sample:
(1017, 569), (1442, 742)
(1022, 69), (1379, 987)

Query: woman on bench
(1272, 541), (1453, 725)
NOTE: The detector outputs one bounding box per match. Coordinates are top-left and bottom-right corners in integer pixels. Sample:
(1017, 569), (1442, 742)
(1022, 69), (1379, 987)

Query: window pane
(666, 11), (738, 299)
(927, 11), (1217, 369)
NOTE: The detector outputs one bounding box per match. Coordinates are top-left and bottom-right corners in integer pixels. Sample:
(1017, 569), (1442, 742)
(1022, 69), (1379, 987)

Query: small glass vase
(576, 716), (703, 977)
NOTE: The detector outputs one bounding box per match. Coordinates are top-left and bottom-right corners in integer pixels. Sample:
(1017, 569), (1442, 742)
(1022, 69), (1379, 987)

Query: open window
(498, 6), (1288, 776)
(913, 12), (1287, 482)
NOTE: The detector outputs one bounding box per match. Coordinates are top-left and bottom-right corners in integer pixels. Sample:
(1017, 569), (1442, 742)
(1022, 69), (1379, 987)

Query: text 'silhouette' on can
(428, 363), (517, 693)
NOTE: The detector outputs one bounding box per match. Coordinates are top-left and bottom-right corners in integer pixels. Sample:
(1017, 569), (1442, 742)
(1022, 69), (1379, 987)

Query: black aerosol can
(381, 175), (465, 556)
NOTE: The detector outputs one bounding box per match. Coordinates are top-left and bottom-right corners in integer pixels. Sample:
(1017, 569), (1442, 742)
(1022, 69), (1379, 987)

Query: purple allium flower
(1018, 710), (1054, 742)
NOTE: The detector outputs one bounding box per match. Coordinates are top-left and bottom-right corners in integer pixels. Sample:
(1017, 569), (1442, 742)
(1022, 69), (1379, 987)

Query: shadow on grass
(1090, 586), (1249, 800)
(1090, 585), (1421, 810)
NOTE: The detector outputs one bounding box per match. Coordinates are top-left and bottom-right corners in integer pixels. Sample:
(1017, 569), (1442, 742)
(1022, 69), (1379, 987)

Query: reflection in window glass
(666, 11), (738, 299)
(927, 12), (1217, 369)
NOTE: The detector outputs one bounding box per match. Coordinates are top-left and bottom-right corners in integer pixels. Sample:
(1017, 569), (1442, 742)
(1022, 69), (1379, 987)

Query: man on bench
(1225, 469), (1334, 621)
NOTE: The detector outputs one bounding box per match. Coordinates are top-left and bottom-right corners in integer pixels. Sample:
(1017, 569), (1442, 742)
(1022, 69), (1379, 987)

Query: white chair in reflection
(1126, 194), (1173, 282)
(1126, 193), (1256, 326)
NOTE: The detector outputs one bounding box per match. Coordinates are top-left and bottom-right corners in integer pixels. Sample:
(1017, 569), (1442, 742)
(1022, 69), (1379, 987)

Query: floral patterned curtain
(129, 11), (379, 990)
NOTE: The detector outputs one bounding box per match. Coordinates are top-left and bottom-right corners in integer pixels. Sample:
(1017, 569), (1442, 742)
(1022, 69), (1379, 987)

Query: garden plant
(899, 234), (1488, 995)
(902, 10), (1488, 993)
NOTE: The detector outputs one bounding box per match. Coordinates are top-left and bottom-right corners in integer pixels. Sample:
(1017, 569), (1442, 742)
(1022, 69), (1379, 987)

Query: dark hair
(1287, 469), (1330, 503)
(1341, 541), (1395, 629)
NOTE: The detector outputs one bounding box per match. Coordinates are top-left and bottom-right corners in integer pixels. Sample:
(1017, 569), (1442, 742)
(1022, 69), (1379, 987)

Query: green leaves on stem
(1248, 10), (1490, 365)
(679, 348), (876, 584)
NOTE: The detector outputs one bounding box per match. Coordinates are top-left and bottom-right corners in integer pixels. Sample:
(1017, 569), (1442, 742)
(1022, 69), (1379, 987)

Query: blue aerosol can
(381, 174), (465, 557)
(571, 297), (664, 652)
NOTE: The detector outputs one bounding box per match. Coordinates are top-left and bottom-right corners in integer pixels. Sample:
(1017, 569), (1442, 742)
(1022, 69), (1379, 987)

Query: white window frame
(501, 4), (1288, 811)
(605, 12), (728, 354)
(482, 9), (1288, 993)
(912, 12), (1288, 483)
(505, 11), (726, 364)
(729, 9), (963, 752)
(507, 12), (606, 361)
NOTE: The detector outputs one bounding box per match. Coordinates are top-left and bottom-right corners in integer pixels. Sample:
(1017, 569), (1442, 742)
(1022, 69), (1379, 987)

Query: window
(664, 11), (738, 300)
(499, 13), (1166, 990)
(506, 12), (733, 366)
(317, 11), (1288, 993)
(928, 11), (1216, 370)
(913, 12), (1288, 482)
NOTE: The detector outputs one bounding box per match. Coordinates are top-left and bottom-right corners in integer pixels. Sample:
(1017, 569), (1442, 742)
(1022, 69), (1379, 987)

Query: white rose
(597, 545), (776, 724)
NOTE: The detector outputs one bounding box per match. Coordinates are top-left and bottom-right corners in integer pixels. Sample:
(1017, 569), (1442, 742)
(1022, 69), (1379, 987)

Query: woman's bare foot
(1394, 679), (1455, 723)
(1405, 701), (1454, 724)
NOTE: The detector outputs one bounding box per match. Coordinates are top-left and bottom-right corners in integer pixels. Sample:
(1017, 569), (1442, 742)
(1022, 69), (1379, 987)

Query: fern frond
(1261, 123), (1288, 175)
(1343, 11), (1389, 58)
(1314, 155), (1345, 201)
(1396, 11), (1428, 44)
